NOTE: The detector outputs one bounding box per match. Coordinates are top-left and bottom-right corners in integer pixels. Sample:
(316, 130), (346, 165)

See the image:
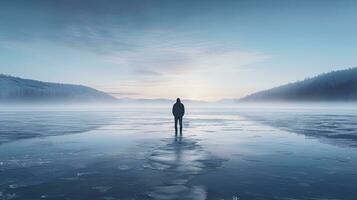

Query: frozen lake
(1, 106), (357, 200)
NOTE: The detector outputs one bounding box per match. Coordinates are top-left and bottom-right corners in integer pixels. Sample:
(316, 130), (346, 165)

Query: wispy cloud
(99, 30), (270, 77)
(60, 26), (271, 100)
(0, 1), (270, 79)
(0, 0), (272, 100)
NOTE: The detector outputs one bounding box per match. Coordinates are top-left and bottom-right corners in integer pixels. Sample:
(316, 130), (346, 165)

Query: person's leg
(179, 117), (183, 134)
(175, 117), (178, 134)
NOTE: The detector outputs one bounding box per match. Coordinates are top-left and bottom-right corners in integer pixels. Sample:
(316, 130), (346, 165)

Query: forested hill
(241, 67), (357, 102)
(0, 75), (117, 103)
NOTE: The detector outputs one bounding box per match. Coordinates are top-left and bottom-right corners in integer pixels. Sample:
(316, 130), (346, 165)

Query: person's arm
(172, 105), (175, 116)
(182, 104), (185, 116)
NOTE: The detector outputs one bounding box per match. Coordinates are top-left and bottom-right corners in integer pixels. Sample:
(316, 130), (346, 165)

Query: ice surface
(239, 109), (357, 147)
(0, 107), (357, 199)
(145, 136), (225, 199)
(0, 111), (114, 144)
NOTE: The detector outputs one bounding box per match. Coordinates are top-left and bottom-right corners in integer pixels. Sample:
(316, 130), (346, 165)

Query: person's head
(176, 98), (181, 103)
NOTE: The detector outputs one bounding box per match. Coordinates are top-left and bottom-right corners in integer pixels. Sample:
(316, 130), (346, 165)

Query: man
(172, 98), (185, 134)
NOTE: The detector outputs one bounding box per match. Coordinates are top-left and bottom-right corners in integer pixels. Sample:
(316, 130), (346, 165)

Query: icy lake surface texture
(0, 106), (357, 200)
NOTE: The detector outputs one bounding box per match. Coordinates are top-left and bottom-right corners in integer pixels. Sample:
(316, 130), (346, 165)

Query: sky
(1, 0), (357, 101)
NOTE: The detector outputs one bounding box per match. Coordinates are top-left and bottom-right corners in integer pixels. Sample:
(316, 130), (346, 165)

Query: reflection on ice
(146, 135), (225, 200)
(0, 111), (114, 144)
(92, 186), (112, 193)
(150, 185), (206, 200)
(240, 110), (357, 147)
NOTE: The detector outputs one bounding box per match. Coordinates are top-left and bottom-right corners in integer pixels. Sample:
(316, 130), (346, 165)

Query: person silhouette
(172, 98), (185, 134)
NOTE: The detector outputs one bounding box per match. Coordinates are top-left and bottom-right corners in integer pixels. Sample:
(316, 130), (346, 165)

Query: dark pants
(175, 116), (183, 134)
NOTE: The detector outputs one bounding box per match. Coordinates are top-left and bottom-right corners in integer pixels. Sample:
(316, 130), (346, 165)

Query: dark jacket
(172, 102), (185, 117)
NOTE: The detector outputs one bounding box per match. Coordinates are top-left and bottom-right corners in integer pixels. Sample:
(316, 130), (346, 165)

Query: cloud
(0, 1), (272, 100)
(0, 1), (270, 79)
(102, 32), (271, 77)
(133, 69), (162, 76)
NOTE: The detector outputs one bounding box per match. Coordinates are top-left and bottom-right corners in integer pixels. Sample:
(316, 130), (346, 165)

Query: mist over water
(0, 104), (357, 200)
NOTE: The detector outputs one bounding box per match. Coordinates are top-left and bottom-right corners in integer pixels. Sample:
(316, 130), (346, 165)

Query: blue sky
(1, 0), (357, 100)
